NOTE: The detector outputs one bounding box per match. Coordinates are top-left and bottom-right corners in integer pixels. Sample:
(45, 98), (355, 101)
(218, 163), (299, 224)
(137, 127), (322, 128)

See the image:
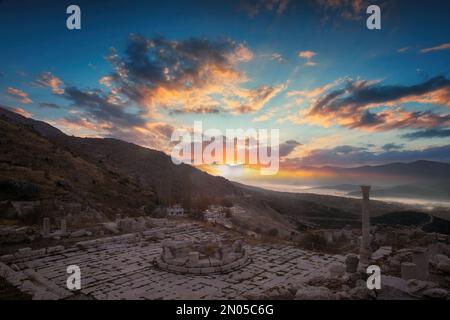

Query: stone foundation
(154, 239), (251, 275)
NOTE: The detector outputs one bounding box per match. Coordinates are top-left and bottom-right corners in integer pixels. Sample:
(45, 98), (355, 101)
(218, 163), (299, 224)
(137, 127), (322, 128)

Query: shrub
(220, 198), (233, 208)
(267, 228), (279, 237)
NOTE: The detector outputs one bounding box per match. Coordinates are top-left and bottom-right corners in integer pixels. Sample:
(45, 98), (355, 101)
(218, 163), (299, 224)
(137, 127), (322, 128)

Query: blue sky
(0, 0), (449, 179)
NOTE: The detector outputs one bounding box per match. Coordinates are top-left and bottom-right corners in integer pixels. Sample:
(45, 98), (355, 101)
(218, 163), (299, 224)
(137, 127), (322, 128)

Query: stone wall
(155, 239), (251, 275)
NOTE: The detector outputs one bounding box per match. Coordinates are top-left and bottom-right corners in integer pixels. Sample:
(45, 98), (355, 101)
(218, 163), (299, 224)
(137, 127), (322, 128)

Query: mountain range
(1, 106), (449, 230)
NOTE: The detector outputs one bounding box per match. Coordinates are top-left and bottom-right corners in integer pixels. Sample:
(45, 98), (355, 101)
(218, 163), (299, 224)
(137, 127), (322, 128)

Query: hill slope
(0, 106), (242, 202)
(0, 115), (156, 219)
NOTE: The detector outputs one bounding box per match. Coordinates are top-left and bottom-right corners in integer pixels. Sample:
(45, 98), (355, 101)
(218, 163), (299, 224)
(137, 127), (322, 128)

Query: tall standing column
(43, 217), (50, 237)
(360, 185), (371, 265)
(60, 218), (67, 234)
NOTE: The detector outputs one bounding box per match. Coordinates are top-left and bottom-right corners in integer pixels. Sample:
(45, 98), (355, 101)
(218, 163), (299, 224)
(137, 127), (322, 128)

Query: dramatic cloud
(50, 116), (112, 136)
(63, 86), (146, 128)
(32, 35), (284, 152)
(332, 145), (367, 154)
(279, 139), (302, 157)
(230, 84), (285, 114)
(253, 107), (279, 122)
(34, 72), (64, 94)
(313, 0), (367, 21)
(421, 42), (450, 54)
(349, 109), (450, 131)
(240, 0), (290, 18)
(169, 106), (221, 115)
(402, 128), (450, 140)
(103, 34), (282, 115)
(38, 102), (62, 109)
(51, 114), (176, 152)
(298, 50), (318, 66)
(42, 80), (179, 151)
(6, 107), (32, 118)
(382, 143), (403, 151)
(289, 76), (450, 131)
(298, 51), (316, 59)
(6, 87), (32, 104)
(282, 144), (450, 168)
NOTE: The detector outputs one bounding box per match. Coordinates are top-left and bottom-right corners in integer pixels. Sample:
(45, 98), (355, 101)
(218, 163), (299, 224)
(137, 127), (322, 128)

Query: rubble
(345, 254), (359, 273)
(295, 286), (335, 300)
(329, 262), (346, 278)
(371, 246), (392, 261)
(422, 288), (448, 299)
(401, 262), (417, 280)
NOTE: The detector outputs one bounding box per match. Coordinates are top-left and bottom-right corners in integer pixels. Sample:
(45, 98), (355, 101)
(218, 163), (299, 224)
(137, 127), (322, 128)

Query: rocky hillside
(0, 106), (243, 224)
(0, 106), (242, 200)
(0, 115), (156, 220)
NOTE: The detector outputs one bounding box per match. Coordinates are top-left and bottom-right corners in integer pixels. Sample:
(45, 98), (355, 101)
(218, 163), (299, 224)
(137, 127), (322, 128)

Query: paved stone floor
(5, 224), (344, 299)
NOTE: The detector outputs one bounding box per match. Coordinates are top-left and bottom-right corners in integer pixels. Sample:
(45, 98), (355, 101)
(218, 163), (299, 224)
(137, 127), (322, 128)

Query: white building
(167, 204), (185, 216)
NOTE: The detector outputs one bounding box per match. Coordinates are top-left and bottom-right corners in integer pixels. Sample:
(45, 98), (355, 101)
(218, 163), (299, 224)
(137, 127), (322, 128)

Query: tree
(182, 172), (192, 213)
(157, 167), (172, 206)
(188, 196), (210, 220)
(267, 228), (279, 237)
(223, 207), (232, 218)
(220, 198), (233, 208)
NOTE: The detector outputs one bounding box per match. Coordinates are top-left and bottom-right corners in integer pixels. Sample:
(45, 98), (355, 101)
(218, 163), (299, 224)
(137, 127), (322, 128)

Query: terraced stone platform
(1, 223), (344, 299)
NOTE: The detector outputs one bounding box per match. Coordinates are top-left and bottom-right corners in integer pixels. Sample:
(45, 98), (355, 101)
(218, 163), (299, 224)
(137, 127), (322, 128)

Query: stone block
(0, 254), (14, 262)
(412, 249), (429, 280)
(401, 262), (416, 280)
(345, 254), (359, 273)
(47, 245), (64, 254)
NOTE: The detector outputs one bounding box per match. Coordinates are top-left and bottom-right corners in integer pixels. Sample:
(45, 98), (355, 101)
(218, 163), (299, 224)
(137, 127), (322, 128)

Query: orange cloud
(34, 72), (64, 94)
(9, 107), (32, 118)
(6, 87), (32, 104)
(103, 35), (282, 115)
(298, 50), (318, 66)
(288, 76), (450, 131)
(253, 107), (279, 122)
(421, 42), (450, 54)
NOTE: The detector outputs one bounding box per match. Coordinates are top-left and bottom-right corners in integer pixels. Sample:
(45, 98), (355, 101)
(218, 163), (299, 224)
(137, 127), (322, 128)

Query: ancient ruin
(359, 185), (371, 266)
(155, 239), (251, 275)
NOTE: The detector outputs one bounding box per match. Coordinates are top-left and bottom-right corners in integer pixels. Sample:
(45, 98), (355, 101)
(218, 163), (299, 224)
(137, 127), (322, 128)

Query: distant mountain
(347, 180), (450, 201)
(2, 106), (449, 229)
(310, 184), (361, 192)
(335, 160), (450, 180)
(0, 106), (242, 202)
(0, 113), (156, 218)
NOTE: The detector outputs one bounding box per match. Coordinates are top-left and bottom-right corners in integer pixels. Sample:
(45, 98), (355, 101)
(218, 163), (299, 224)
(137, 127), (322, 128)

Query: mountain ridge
(0, 106), (242, 201)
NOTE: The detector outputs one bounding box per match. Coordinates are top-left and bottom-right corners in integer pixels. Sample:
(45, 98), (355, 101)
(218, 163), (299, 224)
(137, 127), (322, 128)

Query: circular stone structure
(154, 239), (251, 275)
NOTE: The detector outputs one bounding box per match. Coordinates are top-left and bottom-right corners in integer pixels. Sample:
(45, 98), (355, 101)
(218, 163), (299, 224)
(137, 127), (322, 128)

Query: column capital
(360, 185), (371, 199)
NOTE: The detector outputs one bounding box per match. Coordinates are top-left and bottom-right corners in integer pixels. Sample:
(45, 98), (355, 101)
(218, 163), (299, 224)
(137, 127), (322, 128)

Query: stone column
(401, 262), (417, 280)
(60, 219), (67, 234)
(163, 247), (174, 261)
(42, 217), (50, 237)
(345, 254), (359, 273)
(412, 249), (429, 280)
(189, 251), (199, 266)
(360, 186), (371, 265)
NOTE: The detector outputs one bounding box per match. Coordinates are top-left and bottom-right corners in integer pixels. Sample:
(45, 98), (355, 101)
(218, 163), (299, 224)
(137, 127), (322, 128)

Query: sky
(0, 0), (449, 184)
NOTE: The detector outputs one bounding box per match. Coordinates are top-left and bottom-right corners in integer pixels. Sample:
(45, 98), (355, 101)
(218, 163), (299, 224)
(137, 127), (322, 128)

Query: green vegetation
(372, 211), (430, 226)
